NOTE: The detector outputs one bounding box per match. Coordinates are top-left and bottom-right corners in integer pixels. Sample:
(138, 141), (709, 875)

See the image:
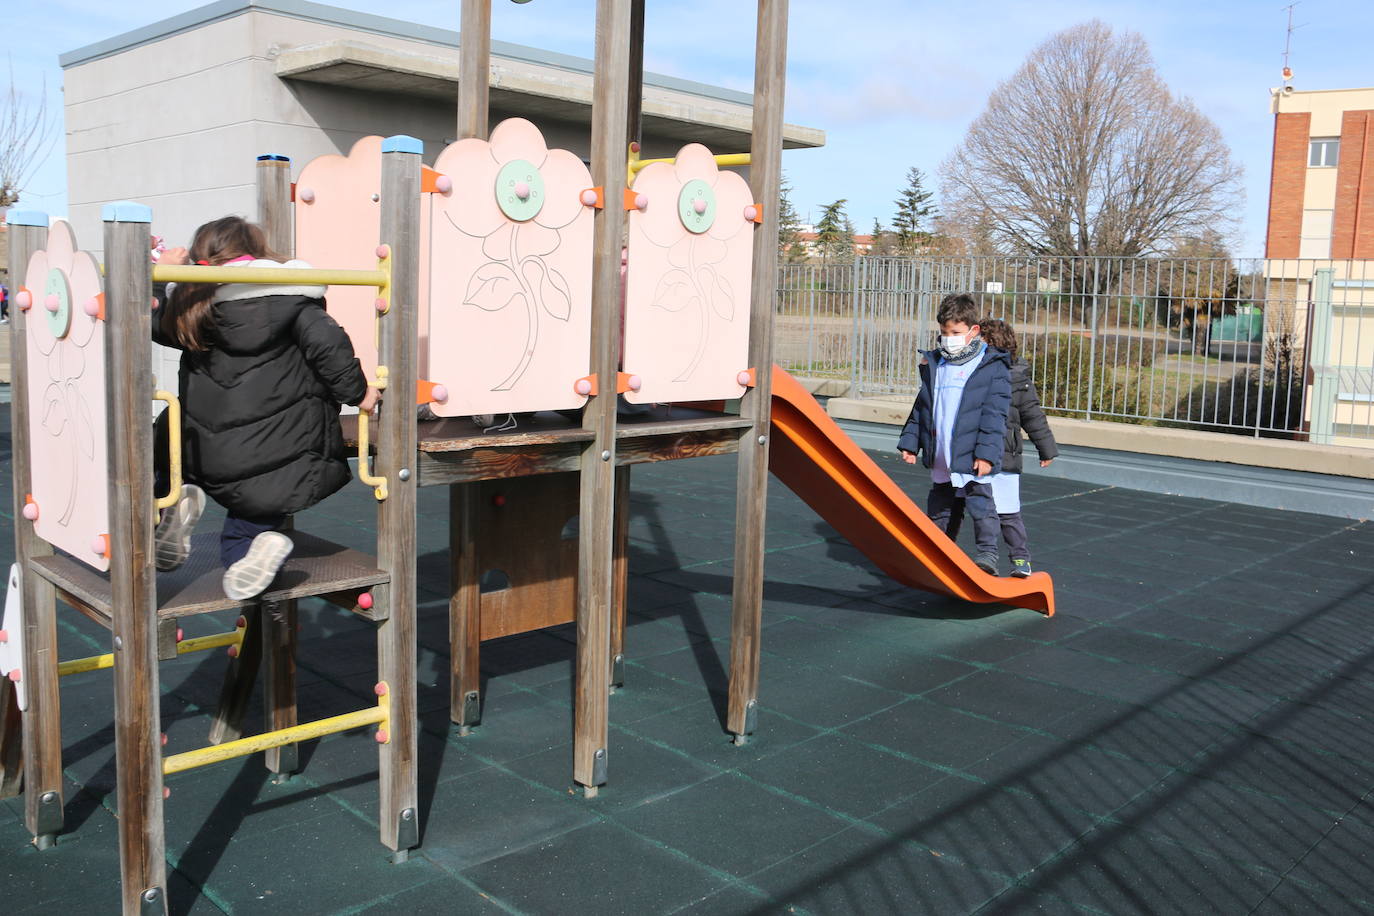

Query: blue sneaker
(974, 552), (999, 576)
(1011, 558), (1033, 578)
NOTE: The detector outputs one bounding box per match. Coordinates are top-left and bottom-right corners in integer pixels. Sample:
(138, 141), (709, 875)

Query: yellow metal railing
(163, 682), (391, 776)
(628, 151), (750, 181)
(356, 367), (390, 500)
(152, 389), (183, 511)
(58, 619), (247, 678)
(151, 265), (389, 289)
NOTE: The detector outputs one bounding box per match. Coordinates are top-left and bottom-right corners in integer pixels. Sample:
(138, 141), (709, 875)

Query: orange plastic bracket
(749, 203), (765, 224)
(574, 373), (599, 396)
(421, 166), (447, 193)
(289, 182), (296, 203)
(90, 292), (106, 321)
(416, 379), (446, 405)
(615, 372), (638, 394)
(17, 286), (31, 312)
(582, 187), (605, 209)
(622, 189), (641, 211)
(738, 367), (758, 388)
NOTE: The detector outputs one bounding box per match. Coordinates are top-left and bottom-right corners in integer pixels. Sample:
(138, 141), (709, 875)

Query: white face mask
(939, 333), (969, 351)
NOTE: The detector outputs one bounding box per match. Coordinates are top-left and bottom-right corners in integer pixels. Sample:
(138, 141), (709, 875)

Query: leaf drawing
(464, 262), (524, 313)
(651, 270), (695, 313)
(41, 384), (67, 437)
(702, 264), (735, 321)
(522, 259), (572, 321)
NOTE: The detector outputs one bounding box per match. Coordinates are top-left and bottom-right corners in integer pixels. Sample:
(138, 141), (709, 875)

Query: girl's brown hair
(979, 318), (1018, 359)
(163, 217), (278, 351)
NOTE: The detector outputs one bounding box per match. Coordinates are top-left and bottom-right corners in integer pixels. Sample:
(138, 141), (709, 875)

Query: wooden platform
(29, 530), (388, 627)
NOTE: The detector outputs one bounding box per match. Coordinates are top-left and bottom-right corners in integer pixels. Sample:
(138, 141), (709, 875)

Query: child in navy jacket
(898, 294), (1012, 575)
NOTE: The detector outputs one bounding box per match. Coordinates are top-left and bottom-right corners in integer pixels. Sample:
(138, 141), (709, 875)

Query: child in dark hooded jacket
(153, 216), (379, 599)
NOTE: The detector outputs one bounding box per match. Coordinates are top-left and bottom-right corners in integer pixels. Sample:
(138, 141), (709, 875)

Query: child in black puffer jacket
(979, 320), (1058, 576)
(153, 217), (380, 599)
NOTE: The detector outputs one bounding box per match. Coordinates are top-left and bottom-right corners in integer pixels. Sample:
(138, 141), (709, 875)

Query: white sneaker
(222, 531), (294, 600)
(154, 484), (206, 571)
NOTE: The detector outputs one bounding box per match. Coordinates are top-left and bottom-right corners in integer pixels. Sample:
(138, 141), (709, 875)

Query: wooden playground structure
(0, 1), (792, 912)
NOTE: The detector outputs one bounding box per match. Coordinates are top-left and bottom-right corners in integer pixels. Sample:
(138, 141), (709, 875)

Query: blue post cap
(257, 154), (291, 162)
(7, 210), (49, 227)
(381, 135), (423, 154)
(101, 201), (153, 223)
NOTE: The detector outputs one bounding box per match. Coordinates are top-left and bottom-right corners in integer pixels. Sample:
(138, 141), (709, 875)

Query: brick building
(1266, 85), (1374, 259)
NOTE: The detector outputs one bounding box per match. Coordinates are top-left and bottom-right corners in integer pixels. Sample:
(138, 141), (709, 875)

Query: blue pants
(220, 514), (287, 567)
(928, 481), (999, 556)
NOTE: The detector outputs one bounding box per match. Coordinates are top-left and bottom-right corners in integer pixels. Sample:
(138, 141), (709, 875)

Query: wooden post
(626, 0), (646, 152)
(726, 0), (788, 742)
(103, 202), (168, 914)
(255, 155), (294, 255)
(3, 213), (63, 838)
(256, 155), (300, 777)
(448, 484), (481, 731)
(574, 0), (631, 794)
(457, 0), (492, 141)
(375, 137), (421, 858)
(207, 607), (264, 745)
(610, 465), (630, 688)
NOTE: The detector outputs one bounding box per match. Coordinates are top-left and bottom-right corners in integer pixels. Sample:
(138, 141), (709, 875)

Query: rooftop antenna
(1280, 2), (1306, 84)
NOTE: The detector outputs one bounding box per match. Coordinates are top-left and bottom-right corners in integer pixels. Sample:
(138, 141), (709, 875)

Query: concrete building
(59, 0), (825, 250)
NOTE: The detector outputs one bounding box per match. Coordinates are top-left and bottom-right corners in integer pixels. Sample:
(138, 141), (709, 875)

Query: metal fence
(776, 256), (1374, 442)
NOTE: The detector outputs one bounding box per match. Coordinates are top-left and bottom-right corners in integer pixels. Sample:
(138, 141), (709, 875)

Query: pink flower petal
(672, 144), (718, 184)
(535, 149), (595, 230)
(707, 169), (755, 242)
(630, 162), (685, 249)
(433, 138), (505, 238)
(488, 118), (549, 167)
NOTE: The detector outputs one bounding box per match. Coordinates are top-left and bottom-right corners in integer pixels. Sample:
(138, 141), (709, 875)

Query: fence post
(1309, 267), (1337, 445)
(1085, 259), (1099, 420)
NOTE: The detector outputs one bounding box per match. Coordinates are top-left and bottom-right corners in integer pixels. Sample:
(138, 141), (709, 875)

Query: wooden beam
(727, 0), (789, 741)
(458, 0), (492, 140)
(374, 137), (421, 857)
(255, 155), (294, 256)
(448, 484), (481, 732)
(626, 0), (646, 152)
(575, 0), (631, 793)
(103, 203), (168, 914)
(3, 215), (60, 826)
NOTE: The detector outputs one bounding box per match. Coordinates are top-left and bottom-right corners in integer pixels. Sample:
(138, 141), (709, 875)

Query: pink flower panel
(294, 137), (436, 381)
(23, 221), (110, 571)
(624, 143), (755, 404)
(426, 119), (594, 417)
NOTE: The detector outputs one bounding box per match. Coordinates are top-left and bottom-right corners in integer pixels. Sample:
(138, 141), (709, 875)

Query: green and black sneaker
(1011, 558), (1033, 578)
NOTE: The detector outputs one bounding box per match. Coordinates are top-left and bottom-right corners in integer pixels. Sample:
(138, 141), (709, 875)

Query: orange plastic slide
(768, 366), (1055, 616)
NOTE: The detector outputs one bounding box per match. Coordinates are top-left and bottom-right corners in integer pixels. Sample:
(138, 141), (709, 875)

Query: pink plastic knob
(431, 384), (449, 403)
(357, 592), (373, 610)
(163, 787), (171, 799)
(492, 494), (506, 508)
(22, 502), (38, 521)
(298, 187), (315, 204)
(693, 198), (707, 215)
(7, 669), (19, 683)
(514, 181), (530, 200)
(84, 297), (101, 317)
(161, 733), (168, 746)
(176, 628), (184, 642)
(628, 374), (642, 391)
(630, 141), (641, 154)
(374, 682), (388, 696)
(581, 189), (599, 207)
(737, 370), (753, 386)
(635, 193), (648, 211)
(227, 645), (239, 659)
(435, 175), (453, 194)
(91, 536), (106, 556)
(44, 294), (60, 313)
(376, 244), (391, 260)
(236, 616), (247, 628)
(0, 630), (8, 644)
(15, 290), (31, 310)
(374, 729), (389, 744)
(575, 378), (593, 396)
(375, 297), (388, 313)
(744, 205), (758, 222)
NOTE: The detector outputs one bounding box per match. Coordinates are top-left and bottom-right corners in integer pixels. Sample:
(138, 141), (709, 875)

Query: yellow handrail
(151, 265), (389, 288)
(58, 620), (247, 677)
(356, 367), (390, 501)
(628, 152), (751, 177)
(163, 683), (391, 775)
(153, 390), (182, 511)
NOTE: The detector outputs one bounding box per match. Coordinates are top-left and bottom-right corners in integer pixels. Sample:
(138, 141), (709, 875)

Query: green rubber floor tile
(633, 641), (737, 697)
(433, 694), (574, 768)
(1246, 699), (1374, 763)
(745, 823), (1014, 915)
(1109, 607), (1267, 653)
(752, 619), (979, 695)
(867, 776), (1099, 878)
(613, 772), (850, 879)
(1109, 772), (1339, 874)
(625, 698), (821, 770)
(418, 765), (598, 873)
(616, 615), (714, 659)
(667, 883), (780, 916)
(1146, 677), (1279, 727)
(839, 699), (1028, 770)
(991, 825), (1280, 914)
(995, 644), (1179, 704)
(921, 670), (1098, 730)
(966, 734), (1173, 819)
(1044, 698), (1236, 769)
(755, 666), (907, 729)
(554, 665), (708, 724)
(738, 733), (945, 821)
(463, 822), (732, 912)
(1181, 733), (1374, 816)
(346, 875), (511, 915)
(503, 729), (720, 812)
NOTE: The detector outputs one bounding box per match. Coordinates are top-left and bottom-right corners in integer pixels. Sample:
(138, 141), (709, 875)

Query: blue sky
(8, 0), (1374, 253)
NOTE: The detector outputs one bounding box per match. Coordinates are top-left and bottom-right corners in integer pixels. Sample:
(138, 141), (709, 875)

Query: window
(1300, 208), (1333, 259)
(1310, 138), (1340, 167)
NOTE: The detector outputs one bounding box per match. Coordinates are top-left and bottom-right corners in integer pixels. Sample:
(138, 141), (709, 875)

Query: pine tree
(776, 172), (806, 263)
(815, 199), (854, 265)
(892, 166), (938, 255)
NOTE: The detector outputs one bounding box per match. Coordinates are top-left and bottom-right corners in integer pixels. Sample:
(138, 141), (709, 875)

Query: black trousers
(927, 481), (999, 556)
(999, 513), (1030, 561)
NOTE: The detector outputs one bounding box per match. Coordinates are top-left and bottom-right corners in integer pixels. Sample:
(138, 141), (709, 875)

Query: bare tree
(940, 21), (1242, 273)
(2, 62), (57, 208)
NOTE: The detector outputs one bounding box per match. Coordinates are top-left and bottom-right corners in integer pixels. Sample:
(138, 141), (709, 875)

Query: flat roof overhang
(274, 40), (826, 151)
